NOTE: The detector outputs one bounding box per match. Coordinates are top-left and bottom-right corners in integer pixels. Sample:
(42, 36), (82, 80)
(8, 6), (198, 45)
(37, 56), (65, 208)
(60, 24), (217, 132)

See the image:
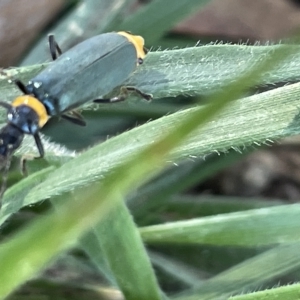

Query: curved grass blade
(0, 34), (289, 298)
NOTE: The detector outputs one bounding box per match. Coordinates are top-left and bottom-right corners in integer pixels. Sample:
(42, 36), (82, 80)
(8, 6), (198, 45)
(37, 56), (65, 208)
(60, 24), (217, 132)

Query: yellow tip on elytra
(118, 31), (146, 62)
(12, 96), (49, 128)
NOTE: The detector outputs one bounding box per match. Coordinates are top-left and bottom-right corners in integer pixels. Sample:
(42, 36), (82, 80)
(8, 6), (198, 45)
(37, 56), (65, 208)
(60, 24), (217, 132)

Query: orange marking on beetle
(118, 31), (146, 63)
(12, 96), (49, 128)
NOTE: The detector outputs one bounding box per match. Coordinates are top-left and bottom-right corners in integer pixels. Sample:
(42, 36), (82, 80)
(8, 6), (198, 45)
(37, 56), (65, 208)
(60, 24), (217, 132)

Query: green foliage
(1, 1), (300, 300)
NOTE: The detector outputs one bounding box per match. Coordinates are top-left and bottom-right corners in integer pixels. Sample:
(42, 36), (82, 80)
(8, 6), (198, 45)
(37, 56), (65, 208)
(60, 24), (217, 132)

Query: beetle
(0, 31), (151, 200)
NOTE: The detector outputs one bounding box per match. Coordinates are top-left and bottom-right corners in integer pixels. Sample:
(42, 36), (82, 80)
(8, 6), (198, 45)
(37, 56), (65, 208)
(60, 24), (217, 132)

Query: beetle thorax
(10, 95), (49, 134)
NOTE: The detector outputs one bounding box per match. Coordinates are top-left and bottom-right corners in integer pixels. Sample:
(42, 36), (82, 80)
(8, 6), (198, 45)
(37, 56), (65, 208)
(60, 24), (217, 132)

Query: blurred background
(2, 0), (300, 68)
(2, 0), (300, 297)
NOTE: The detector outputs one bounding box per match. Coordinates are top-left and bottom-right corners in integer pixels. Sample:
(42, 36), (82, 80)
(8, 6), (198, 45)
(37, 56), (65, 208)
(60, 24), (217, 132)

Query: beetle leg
(125, 86), (153, 100)
(0, 154), (12, 204)
(93, 86), (152, 103)
(48, 34), (62, 61)
(33, 133), (44, 158)
(14, 79), (30, 95)
(61, 112), (86, 126)
(93, 87), (127, 103)
(20, 154), (33, 176)
(19, 133), (44, 176)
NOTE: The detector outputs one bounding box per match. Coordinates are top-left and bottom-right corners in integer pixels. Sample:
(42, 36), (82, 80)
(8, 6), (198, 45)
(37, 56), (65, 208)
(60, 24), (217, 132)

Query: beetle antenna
(48, 34), (62, 60)
(0, 101), (12, 111)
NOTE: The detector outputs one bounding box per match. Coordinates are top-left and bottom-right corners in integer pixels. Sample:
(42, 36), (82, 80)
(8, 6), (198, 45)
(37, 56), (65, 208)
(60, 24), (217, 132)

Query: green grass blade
(0, 166), (55, 225)
(0, 44), (299, 225)
(0, 188), (135, 299)
(229, 283), (300, 300)
(1, 36), (300, 299)
(149, 250), (208, 287)
(140, 204), (300, 247)
(5, 45), (300, 107)
(173, 243), (300, 300)
(93, 196), (162, 300)
(22, 80), (300, 207)
(130, 150), (251, 219)
(134, 194), (284, 227)
(161, 195), (284, 217)
(79, 230), (117, 285)
(0, 31), (288, 298)
(15, 133), (76, 159)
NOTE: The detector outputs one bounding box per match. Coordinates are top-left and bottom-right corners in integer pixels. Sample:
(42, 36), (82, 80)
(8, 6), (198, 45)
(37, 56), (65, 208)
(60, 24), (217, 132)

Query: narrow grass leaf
(22, 80), (300, 208)
(0, 44), (298, 224)
(0, 166), (55, 225)
(173, 243), (300, 300)
(149, 250), (209, 287)
(80, 230), (117, 285)
(0, 31), (286, 298)
(94, 196), (162, 300)
(161, 195), (284, 217)
(229, 283), (300, 300)
(140, 204), (300, 247)
(130, 150), (251, 216)
(4, 45), (300, 108)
